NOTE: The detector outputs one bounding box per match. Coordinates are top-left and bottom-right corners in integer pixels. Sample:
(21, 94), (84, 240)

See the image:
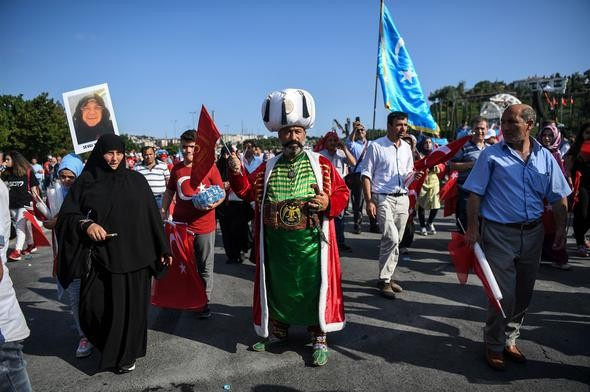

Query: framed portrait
(63, 83), (119, 154)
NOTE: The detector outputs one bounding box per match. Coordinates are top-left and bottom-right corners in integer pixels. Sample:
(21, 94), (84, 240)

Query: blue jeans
(0, 341), (32, 392)
(154, 194), (163, 209)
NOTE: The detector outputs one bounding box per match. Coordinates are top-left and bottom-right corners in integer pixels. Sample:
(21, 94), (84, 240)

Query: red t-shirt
(167, 162), (223, 234)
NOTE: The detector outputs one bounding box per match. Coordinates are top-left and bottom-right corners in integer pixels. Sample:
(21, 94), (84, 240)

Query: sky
(1, 0), (589, 139)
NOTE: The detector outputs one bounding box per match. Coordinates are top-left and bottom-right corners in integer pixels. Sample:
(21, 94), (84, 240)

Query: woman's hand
(43, 218), (57, 230)
(86, 223), (107, 242)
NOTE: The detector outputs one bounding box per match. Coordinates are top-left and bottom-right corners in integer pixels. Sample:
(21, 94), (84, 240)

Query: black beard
(282, 141), (304, 159)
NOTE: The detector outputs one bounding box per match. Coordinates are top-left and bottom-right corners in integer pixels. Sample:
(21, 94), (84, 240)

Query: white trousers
(375, 194), (409, 282)
(9, 208), (33, 251)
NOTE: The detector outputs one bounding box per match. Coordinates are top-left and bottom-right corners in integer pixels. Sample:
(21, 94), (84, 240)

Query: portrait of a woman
(73, 94), (115, 144)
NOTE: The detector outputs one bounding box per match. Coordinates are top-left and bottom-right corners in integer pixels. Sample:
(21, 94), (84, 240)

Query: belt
(263, 200), (320, 231)
(374, 192), (407, 197)
(486, 218), (542, 231)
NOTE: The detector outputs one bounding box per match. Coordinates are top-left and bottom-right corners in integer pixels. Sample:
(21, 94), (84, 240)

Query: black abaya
(56, 134), (169, 370)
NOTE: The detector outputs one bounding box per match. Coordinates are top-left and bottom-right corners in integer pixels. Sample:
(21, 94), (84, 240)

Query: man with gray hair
(463, 104), (570, 371)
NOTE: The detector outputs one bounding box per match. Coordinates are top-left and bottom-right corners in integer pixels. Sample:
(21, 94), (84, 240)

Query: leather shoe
(504, 345), (526, 363)
(378, 281), (396, 299)
(389, 281), (403, 293)
(485, 348), (505, 371)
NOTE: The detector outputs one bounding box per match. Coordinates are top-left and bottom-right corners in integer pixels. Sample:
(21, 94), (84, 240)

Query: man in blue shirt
(463, 104), (570, 371)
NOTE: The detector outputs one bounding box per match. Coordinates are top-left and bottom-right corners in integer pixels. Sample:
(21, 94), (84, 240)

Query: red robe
(230, 151), (349, 337)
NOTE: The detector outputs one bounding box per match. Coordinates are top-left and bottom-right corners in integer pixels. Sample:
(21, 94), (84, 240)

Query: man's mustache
(282, 141), (304, 149)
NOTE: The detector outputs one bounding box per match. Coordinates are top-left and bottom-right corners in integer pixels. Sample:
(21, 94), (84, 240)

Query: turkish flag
(448, 232), (505, 317)
(440, 171), (458, 217)
(23, 210), (50, 247)
(413, 135), (470, 171)
(190, 105), (221, 187)
(151, 222), (208, 310)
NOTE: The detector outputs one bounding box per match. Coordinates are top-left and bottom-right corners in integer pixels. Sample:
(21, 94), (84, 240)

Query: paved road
(8, 216), (590, 391)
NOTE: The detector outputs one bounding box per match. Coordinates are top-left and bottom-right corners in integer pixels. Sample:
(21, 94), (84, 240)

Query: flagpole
(372, 0), (384, 130)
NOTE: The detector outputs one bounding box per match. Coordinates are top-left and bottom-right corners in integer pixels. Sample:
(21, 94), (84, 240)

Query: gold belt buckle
(279, 201), (302, 227)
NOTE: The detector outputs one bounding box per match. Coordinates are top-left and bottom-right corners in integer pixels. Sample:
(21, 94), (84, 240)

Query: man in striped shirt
(135, 146), (170, 208)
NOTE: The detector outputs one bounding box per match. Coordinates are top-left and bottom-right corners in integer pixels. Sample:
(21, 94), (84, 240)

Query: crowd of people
(1, 88), (589, 389)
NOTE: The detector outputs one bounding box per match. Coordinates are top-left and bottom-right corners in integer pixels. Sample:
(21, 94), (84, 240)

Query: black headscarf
(56, 134), (169, 288)
(73, 95), (116, 144)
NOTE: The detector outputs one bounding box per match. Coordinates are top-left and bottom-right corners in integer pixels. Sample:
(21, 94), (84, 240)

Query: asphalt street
(7, 215), (590, 392)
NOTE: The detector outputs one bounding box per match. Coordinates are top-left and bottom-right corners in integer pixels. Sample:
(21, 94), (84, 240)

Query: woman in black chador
(56, 134), (171, 373)
(73, 94), (115, 144)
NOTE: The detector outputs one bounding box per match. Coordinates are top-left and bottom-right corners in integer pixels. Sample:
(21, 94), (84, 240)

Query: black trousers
(349, 173), (377, 231)
(217, 200), (252, 261)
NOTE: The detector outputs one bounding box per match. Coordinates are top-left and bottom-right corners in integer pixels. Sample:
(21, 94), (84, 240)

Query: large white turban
(261, 88), (315, 132)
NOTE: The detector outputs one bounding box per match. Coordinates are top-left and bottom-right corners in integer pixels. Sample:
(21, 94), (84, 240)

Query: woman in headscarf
(42, 153), (94, 358)
(416, 137), (443, 236)
(56, 134), (171, 373)
(537, 124), (572, 269)
(73, 94), (115, 144)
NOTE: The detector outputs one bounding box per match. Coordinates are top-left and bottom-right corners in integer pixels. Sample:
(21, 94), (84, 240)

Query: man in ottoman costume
(228, 88), (348, 366)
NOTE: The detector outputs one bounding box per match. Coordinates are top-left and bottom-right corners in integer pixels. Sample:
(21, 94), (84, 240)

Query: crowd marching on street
(1, 88), (590, 391)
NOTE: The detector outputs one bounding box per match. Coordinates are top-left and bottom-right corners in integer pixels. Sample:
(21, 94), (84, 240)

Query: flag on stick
(190, 105), (221, 187)
(23, 211), (50, 247)
(377, 3), (439, 133)
(413, 135), (470, 171)
(448, 232), (506, 318)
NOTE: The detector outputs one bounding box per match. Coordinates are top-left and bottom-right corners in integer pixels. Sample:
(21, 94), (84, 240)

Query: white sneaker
(76, 337), (93, 358)
(420, 227), (428, 236)
(428, 223), (436, 234)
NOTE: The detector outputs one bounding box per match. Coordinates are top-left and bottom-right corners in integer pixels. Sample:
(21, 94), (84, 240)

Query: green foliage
(427, 70), (590, 138)
(239, 137), (283, 152)
(120, 134), (140, 152)
(366, 129), (386, 140)
(0, 93), (72, 159)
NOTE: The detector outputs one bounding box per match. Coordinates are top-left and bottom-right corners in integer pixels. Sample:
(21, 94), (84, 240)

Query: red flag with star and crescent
(190, 105), (221, 188)
(413, 135), (471, 172)
(151, 222), (208, 310)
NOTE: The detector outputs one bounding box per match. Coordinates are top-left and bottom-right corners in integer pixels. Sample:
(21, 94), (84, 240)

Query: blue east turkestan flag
(377, 3), (439, 133)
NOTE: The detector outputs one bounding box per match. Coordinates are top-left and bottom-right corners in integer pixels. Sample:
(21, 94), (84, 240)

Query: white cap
(261, 88), (315, 132)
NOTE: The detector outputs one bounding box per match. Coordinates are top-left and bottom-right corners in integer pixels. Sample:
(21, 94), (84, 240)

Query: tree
(120, 134), (140, 152)
(0, 93), (72, 159)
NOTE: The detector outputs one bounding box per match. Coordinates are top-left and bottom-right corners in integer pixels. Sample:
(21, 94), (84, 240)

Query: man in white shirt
(361, 111), (415, 299)
(135, 146), (170, 209)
